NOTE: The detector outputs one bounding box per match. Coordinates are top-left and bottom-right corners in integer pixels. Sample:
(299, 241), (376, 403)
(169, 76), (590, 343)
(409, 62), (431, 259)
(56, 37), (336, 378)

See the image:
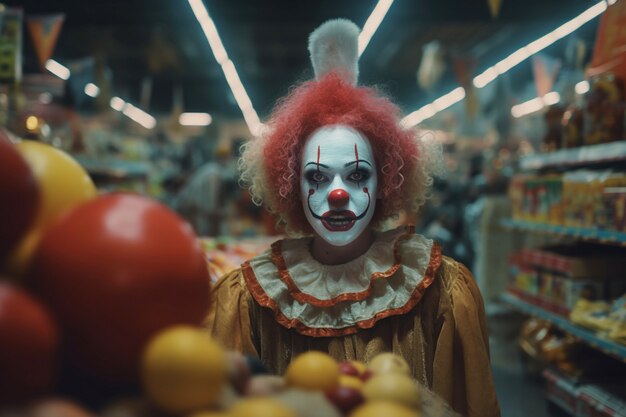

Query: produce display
(200, 237), (277, 282)
(0, 137), (457, 416)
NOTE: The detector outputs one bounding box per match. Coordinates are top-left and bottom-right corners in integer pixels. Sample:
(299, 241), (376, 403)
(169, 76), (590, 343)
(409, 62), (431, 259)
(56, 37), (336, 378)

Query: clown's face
(300, 125), (378, 247)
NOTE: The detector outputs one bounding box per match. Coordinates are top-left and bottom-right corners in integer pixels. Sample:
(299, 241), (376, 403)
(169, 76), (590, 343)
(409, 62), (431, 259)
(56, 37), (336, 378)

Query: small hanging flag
(26, 14), (65, 71)
(487, 0), (502, 19)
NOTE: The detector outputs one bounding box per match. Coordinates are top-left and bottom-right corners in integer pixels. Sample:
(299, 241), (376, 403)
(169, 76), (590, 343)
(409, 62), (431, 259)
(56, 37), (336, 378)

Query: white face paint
(300, 125), (378, 247)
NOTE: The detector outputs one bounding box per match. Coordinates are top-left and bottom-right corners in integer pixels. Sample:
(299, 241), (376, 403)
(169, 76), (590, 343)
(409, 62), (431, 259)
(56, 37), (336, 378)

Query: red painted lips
(320, 210), (357, 231)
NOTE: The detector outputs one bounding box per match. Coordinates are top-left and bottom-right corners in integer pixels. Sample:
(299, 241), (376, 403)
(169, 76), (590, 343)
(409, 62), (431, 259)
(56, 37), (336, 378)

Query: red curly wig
(240, 72), (436, 234)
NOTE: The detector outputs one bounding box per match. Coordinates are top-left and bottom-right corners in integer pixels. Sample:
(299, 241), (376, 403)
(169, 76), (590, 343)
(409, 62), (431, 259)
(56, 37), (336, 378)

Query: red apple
(338, 361), (360, 377)
(0, 135), (39, 261)
(360, 369), (374, 381)
(30, 193), (210, 383)
(0, 281), (58, 405)
(325, 386), (364, 414)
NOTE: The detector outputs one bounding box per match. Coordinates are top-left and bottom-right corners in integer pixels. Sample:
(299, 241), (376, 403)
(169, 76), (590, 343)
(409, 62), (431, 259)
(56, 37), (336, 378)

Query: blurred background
(2, 0), (626, 416)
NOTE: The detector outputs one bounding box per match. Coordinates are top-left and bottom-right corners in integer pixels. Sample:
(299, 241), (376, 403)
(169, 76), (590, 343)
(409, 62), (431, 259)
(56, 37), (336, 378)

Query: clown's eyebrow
(344, 160), (372, 168)
(304, 162), (329, 169)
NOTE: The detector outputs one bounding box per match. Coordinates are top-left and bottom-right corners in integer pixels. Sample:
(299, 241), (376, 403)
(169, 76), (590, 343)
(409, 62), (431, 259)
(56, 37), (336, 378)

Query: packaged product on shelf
(542, 106), (566, 152)
(510, 174), (564, 224)
(509, 245), (626, 315)
(607, 294), (626, 344)
(509, 174), (527, 221)
(602, 176), (626, 232)
(561, 105), (585, 149)
(583, 74), (625, 146)
(563, 170), (602, 228)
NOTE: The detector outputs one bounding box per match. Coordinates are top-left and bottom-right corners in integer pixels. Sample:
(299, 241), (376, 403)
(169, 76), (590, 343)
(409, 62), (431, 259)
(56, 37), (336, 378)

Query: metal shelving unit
(501, 219), (626, 246)
(520, 141), (626, 171)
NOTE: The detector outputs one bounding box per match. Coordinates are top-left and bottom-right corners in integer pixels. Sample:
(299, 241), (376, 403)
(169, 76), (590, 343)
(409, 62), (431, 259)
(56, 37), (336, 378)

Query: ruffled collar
(242, 226), (441, 337)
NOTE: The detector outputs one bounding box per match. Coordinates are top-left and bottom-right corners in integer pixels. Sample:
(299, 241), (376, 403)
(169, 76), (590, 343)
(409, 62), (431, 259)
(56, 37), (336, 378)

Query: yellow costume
(206, 226), (500, 417)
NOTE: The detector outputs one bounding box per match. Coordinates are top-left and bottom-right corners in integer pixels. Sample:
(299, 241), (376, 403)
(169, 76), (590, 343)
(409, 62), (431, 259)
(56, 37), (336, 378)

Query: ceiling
(7, 0), (599, 120)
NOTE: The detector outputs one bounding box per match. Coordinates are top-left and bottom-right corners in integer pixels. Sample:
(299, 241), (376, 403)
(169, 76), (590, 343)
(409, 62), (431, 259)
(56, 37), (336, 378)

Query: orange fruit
(229, 398), (296, 417)
(349, 401), (418, 417)
(284, 351), (339, 391)
(367, 352), (411, 376)
(142, 326), (228, 414)
(362, 373), (420, 409)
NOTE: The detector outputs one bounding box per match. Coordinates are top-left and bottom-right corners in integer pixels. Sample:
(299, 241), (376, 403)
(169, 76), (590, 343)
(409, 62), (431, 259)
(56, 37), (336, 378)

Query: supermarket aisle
(487, 303), (558, 417)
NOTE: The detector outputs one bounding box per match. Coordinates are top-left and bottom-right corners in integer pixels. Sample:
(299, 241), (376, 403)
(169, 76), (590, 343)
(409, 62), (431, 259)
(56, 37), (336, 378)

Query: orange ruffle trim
(270, 225), (416, 307)
(242, 234), (442, 338)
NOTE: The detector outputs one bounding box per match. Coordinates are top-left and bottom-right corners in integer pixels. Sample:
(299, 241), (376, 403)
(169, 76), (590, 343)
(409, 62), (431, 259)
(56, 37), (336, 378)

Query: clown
(206, 19), (500, 417)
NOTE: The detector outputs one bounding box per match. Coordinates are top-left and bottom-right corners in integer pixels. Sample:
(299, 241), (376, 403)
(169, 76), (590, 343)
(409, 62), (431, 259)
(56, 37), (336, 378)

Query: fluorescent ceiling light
(123, 103), (157, 129)
(179, 112), (213, 126)
(84, 83), (100, 98)
(188, 0), (392, 136)
(358, 0), (394, 56)
(110, 96), (126, 111)
(473, 1), (606, 89)
(403, 1), (607, 128)
(511, 92), (560, 118)
(188, 0), (263, 136)
(401, 87), (465, 127)
(45, 59), (70, 80)
(575, 80), (590, 94)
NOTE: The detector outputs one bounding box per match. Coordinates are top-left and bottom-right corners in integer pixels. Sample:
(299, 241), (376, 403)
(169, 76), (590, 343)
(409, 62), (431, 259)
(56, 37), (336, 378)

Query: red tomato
(0, 281), (59, 405)
(0, 135), (39, 261)
(30, 193), (210, 383)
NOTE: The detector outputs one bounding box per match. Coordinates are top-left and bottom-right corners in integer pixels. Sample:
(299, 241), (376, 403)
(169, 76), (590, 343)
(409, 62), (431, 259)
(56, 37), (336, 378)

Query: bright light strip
(575, 80), (590, 94)
(84, 83), (100, 98)
(45, 59), (70, 80)
(473, 1), (607, 89)
(122, 103), (157, 129)
(110, 96), (126, 111)
(188, 0), (228, 64)
(358, 0), (394, 56)
(403, 1), (608, 128)
(401, 87), (465, 128)
(188, 0), (263, 136)
(179, 112), (213, 126)
(511, 92), (560, 118)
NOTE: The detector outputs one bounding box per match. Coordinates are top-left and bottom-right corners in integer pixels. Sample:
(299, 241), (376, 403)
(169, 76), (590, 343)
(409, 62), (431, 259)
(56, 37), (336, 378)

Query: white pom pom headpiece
(308, 19), (360, 85)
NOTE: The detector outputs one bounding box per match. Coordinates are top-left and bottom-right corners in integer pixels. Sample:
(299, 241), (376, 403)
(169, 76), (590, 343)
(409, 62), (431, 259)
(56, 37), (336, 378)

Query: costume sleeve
(451, 263), (500, 417)
(204, 269), (259, 357)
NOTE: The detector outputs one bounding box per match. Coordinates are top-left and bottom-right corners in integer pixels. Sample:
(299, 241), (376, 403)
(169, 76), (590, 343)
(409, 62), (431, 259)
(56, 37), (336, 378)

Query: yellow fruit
(339, 375), (364, 390)
(349, 401), (419, 417)
(284, 351), (339, 391)
(142, 326), (228, 414)
(368, 352), (411, 376)
(229, 398), (296, 417)
(362, 374), (420, 409)
(5, 141), (96, 275)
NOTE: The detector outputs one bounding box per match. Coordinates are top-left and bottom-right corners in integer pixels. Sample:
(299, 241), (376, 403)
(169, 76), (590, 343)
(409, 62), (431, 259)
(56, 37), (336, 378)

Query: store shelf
(502, 291), (626, 364)
(502, 220), (626, 246)
(520, 141), (626, 171)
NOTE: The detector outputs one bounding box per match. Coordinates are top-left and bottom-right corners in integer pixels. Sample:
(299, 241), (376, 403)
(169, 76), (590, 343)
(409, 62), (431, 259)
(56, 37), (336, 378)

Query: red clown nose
(328, 189), (350, 207)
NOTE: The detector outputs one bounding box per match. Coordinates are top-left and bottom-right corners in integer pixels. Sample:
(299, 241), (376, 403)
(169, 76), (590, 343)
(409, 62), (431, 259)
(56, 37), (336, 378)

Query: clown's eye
(348, 169), (370, 182)
(306, 170), (329, 183)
